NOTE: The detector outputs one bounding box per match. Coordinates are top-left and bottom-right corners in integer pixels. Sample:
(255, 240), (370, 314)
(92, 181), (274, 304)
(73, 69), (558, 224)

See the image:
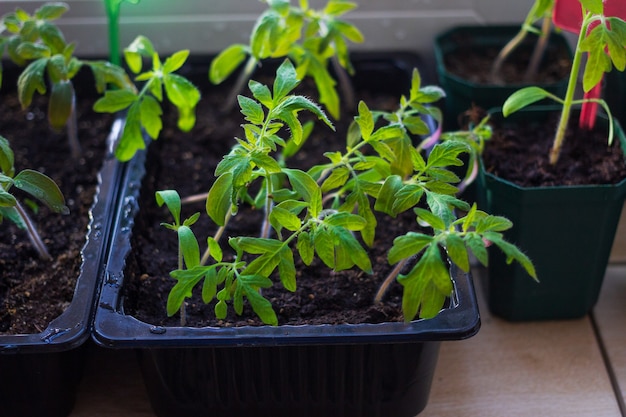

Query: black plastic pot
(477, 108), (626, 321)
(433, 25), (572, 129)
(0, 118), (126, 417)
(92, 54), (481, 417)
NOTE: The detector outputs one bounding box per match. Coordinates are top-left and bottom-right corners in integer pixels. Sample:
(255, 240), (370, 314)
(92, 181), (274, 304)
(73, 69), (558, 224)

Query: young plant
(159, 60), (535, 326)
(490, 0), (555, 82)
(0, 135), (68, 260)
(209, 0), (363, 119)
(0, 2), (135, 159)
(93, 35), (201, 161)
(503, 0), (626, 164)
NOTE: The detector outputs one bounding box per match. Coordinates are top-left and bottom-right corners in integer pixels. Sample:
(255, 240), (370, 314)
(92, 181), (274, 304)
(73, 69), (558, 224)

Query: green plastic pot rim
(434, 25), (572, 89)
(481, 167), (626, 192)
(480, 105), (626, 196)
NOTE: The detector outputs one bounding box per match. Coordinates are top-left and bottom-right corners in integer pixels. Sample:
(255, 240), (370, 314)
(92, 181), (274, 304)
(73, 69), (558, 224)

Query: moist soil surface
(480, 111), (626, 187)
(122, 61), (433, 327)
(443, 34), (571, 85)
(0, 70), (113, 335)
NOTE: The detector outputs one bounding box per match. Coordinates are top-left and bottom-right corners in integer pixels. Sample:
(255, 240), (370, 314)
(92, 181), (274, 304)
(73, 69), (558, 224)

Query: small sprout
(0, 135), (68, 260)
(94, 36), (201, 161)
(490, 0), (556, 83)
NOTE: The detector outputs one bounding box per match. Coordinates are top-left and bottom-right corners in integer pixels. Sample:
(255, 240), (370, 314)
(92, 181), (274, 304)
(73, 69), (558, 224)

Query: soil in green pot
(122, 75), (431, 327)
(444, 33), (571, 85)
(480, 112), (626, 187)
(0, 82), (113, 334)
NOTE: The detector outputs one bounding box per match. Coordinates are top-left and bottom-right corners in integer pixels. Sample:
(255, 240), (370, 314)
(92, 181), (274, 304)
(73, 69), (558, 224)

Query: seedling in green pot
(0, 135), (68, 260)
(209, 0), (363, 119)
(94, 35), (201, 161)
(157, 60), (535, 326)
(503, 0), (626, 164)
(490, 0), (555, 82)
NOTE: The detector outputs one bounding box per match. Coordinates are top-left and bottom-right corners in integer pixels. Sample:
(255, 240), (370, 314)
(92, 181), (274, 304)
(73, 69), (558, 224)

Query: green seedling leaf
(114, 105), (145, 161)
(206, 237), (223, 263)
(278, 246), (297, 291)
(17, 58), (48, 108)
(237, 275), (278, 325)
(13, 169), (68, 214)
(48, 80), (74, 130)
(167, 266), (206, 316)
(284, 169), (322, 217)
(124, 35), (155, 73)
(250, 12), (280, 59)
(155, 189), (182, 225)
(270, 206), (302, 232)
(0, 136), (15, 177)
(35, 2), (69, 20)
(503, 86), (556, 116)
(207, 172), (234, 226)
(0, 189), (18, 207)
(251, 151), (282, 173)
(249, 80), (273, 108)
(464, 232), (489, 267)
(374, 175), (403, 216)
(445, 233), (470, 272)
(484, 232), (538, 280)
(419, 282), (447, 319)
(305, 55), (340, 119)
(355, 101), (374, 141)
(324, 211), (366, 230)
(209, 44), (248, 84)
(93, 88), (137, 112)
(87, 60), (134, 93)
(239, 95), (265, 124)
(580, 0), (603, 15)
(201, 267), (219, 303)
(402, 245), (452, 321)
(475, 215), (513, 234)
(415, 207), (446, 231)
(139, 95), (163, 139)
(321, 167), (350, 192)
(16, 41), (51, 60)
(274, 59), (301, 100)
(278, 95), (334, 130)
(392, 184), (424, 214)
(163, 73), (200, 131)
(178, 225), (200, 269)
(297, 231), (315, 265)
(38, 21), (66, 54)
(163, 49), (189, 73)
(388, 232), (433, 264)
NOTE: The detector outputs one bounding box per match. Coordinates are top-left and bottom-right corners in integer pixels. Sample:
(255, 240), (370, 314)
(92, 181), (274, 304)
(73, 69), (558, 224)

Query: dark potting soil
(444, 38), (571, 85)
(0, 81), (112, 334)
(481, 111), (626, 187)
(122, 72), (427, 327)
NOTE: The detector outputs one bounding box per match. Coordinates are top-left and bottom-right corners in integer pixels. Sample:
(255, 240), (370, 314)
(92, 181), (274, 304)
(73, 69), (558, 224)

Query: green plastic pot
(477, 108), (626, 321)
(433, 25), (572, 129)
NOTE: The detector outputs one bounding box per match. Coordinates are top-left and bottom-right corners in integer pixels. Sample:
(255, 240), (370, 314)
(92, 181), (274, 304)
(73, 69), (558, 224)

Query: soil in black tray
(444, 37), (571, 85)
(0, 74), (113, 334)
(122, 69), (432, 327)
(481, 112), (626, 187)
